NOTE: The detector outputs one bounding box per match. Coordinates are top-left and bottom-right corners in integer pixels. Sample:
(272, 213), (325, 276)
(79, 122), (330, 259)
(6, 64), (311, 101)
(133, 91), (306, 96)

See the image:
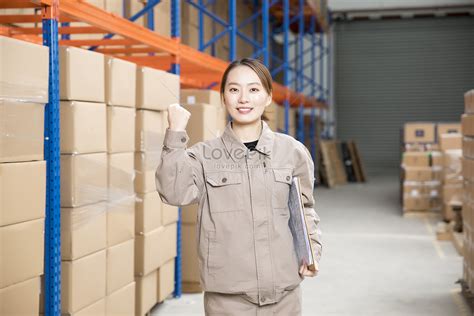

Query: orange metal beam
(59, 38), (137, 47)
(0, 0), (40, 8)
(0, 14), (76, 24)
(10, 26), (108, 35)
(96, 46), (160, 55)
(38, 0), (179, 55)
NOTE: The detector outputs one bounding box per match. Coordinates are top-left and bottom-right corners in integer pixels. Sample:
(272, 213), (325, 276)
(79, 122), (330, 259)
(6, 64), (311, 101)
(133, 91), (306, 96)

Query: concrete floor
(152, 175), (471, 316)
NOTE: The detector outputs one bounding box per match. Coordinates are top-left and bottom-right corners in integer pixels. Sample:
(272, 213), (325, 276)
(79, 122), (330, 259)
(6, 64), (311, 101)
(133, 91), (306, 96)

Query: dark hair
(220, 58), (272, 121)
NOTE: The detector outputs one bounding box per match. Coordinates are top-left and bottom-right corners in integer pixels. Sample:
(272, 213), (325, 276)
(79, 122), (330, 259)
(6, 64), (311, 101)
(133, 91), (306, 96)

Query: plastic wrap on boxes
(61, 202), (107, 261)
(107, 152), (135, 201)
(61, 153), (108, 207)
(1, 36), (49, 103)
(135, 151), (161, 194)
(107, 196), (135, 247)
(0, 100), (45, 163)
(135, 110), (168, 152)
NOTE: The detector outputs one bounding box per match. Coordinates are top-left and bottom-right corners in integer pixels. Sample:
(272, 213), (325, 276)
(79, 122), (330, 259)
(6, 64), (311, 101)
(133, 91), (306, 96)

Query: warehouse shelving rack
(0, 0), (330, 313)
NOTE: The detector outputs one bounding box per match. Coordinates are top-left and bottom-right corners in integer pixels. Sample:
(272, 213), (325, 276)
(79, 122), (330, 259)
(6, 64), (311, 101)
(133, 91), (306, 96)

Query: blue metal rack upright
(170, 0), (183, 298)
(42, 1), (61, 315)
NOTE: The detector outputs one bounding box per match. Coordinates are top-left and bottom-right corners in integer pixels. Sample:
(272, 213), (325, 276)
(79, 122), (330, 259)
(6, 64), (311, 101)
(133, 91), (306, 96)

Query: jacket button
(260, 297), (266, 303)
(222, 177), (227, 183)
(180, 137), (186, 143)
(286, 176), (291, 181)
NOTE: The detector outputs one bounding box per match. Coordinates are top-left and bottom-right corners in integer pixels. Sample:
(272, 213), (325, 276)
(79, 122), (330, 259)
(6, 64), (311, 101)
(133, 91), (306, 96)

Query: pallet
(348, 140), (366, 182)
(319, 141), (347, 187)
(458, 279), (474, 313)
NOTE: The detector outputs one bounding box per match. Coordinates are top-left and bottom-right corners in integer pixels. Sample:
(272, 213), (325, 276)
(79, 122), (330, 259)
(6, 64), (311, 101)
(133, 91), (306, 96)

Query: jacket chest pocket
(205, 171), (244, 213)
(272, 168), (292, 209)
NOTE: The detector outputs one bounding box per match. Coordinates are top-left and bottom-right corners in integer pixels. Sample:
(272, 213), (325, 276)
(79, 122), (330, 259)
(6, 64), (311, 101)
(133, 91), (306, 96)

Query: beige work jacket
(155, 120), (322, 306)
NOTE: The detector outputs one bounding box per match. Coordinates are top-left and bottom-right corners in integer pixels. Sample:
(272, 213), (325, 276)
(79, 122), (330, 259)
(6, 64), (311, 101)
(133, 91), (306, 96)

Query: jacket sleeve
(294, 142), (322, 270)
(155, 128), (205, 206)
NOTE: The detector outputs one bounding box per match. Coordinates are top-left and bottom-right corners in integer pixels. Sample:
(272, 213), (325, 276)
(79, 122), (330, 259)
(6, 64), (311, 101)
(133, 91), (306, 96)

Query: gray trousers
(204, 286), (302, 316)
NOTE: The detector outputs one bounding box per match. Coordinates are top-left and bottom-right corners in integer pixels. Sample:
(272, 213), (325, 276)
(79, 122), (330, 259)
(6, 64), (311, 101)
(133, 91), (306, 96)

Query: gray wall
(334, 16), (474, 175)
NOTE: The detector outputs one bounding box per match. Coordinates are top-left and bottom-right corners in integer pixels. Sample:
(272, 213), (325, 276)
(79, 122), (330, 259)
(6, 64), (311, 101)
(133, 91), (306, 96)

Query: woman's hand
(167, 103), (191, 131)
(299, 264), (318, 278)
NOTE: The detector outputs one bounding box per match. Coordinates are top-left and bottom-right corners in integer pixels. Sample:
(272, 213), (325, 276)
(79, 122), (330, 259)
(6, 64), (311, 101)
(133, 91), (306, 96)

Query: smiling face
(222, 65), (273, 125)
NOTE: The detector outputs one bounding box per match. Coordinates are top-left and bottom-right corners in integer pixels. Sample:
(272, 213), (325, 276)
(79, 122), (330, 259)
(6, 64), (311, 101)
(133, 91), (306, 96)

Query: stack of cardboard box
(276, 105), (297, 137)
(0, 36), (48, 316)
(438, 123), (463, 221)
(462, 90), (474, 291)
(104, 56), (137, 315)
(59, 46), (109, 315)
(401, 123), (443, 213)
(178, 89), (227, 293)
(135, 66), (179, 315)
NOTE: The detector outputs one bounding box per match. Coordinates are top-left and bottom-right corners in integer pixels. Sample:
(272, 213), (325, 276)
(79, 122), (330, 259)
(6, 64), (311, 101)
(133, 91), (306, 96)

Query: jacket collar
(221, 120), (274, 162)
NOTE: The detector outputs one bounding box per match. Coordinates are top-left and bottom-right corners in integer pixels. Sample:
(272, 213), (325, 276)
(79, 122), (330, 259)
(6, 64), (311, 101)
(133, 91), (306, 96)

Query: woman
(156, 58), (322, 315)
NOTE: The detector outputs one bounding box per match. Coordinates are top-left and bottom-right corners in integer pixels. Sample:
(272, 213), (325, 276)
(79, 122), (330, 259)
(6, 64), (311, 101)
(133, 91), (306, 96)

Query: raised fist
(167, 103), (191, 131)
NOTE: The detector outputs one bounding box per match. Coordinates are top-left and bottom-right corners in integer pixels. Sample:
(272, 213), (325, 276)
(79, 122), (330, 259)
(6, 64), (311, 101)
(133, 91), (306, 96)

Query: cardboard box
(61, 250), (107, 314)
(403, 196), (430, 212)
(182, 224), (200, 284)
(0, 36), (49, 103)
(0, 219), (44, 288)
(404, 167), (438, 182)
(135, 223), (177, 276)
(134, 151), (161, 194)
(60, 101), (107, 154)
(463, 157), (474, 182)
(462, 114), (474, 137)
(403, 181), (441, 198)
(0, 277), (41, 316)
(404, 122), (435, 143)
(135, 270), (157, 316)
(439, 133), (462, 151)
(183, 282), (202, 293)
(61, 153), (108, 207)
(108, 152), (135, 200)
(107, 196), (135, 247)
(71, 297), (106, 316)
(183, 103), (219, 146)
(60, 46), (105, 102)
(0, 161), (45, 227)
(444, 150), (463, 182)
(136, 67), (179, 111)
(180, 89), (221, 106)
(105, 56), (136, 107)
(106, 239), (134, 295)
(106, 282), (135, 316)
(0, 101), (45, 163)
(443, 184), (463, 204)
(61, 203), (106, 261)
(264, 102), (278, 132)
(464, 136), (474, 159)
(135, 192), (162, 235)
(157, 259), (175, 302)
(135, 110), (167, 152)
(430, 151), (443, 167)
(437, 123), (461, 141)
(465, 90), (474, 114)
(402, 152), (429, 167)
(182, 204), (199, 225)
(152, 0), (171, 37)
(107, 106), (135, 153)
(276, 105), (296, 135)
(162, 203), (179, 226)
